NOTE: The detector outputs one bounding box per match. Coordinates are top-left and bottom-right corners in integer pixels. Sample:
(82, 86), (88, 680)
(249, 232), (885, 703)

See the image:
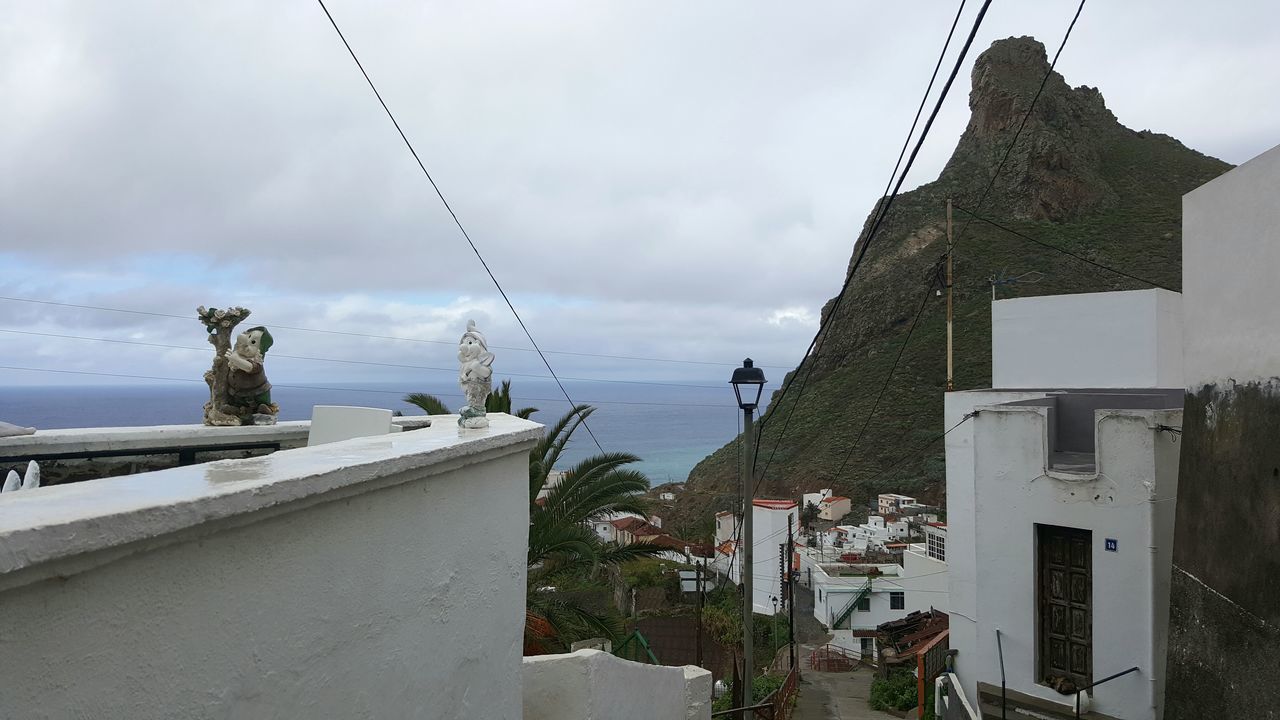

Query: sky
(2, 0), (1278, 399)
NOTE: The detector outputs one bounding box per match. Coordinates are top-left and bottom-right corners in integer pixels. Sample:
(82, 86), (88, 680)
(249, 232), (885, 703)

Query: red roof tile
(753, 499), (797, 510)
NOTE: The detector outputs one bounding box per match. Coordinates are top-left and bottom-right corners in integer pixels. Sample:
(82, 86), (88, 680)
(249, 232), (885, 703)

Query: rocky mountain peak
(944, 36), (1120, 222)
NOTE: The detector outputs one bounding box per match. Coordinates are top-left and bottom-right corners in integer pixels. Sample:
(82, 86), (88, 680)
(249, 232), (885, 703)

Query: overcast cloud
(2, 0), (1278, 396)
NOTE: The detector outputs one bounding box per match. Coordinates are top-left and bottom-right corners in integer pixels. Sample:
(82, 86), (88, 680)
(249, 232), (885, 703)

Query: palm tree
(525, 404), (664, 653)
(402, 379), (536, 418)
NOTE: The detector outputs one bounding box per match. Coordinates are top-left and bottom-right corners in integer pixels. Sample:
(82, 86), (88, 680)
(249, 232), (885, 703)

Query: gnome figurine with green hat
(225, 325), (279, 425)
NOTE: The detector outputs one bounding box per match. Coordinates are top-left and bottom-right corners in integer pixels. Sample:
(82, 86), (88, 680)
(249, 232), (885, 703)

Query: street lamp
(729, 358), (767, 709)
(730, 358), (767, 410)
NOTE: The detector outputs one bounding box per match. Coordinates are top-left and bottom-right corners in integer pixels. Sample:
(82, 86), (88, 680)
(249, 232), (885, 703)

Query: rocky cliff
(677, 36), (1229, 531)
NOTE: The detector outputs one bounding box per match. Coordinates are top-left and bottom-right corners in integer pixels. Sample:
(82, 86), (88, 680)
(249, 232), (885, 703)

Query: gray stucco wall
(1164, 382), (1280, 719)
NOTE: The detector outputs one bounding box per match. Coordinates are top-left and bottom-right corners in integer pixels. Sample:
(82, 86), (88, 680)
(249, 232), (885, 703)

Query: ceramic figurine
(198, 306), (279, 426)
(457, 320), (495, 428)
(1, 461), (40, 492)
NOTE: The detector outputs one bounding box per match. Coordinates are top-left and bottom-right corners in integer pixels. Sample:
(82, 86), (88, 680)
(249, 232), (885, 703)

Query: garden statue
(2, 461), (40, 493)
(457, 319), (494, 428)
(198, 305), (279, 426)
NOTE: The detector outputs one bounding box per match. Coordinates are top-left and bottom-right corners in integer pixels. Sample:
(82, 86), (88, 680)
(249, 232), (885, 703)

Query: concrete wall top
(1183, 142), (1280, 387)
(0, 416), (434, 460)
(523, 649), (712, 720)
(0, 414), (540, 584)
(991, 289), (1183, 389)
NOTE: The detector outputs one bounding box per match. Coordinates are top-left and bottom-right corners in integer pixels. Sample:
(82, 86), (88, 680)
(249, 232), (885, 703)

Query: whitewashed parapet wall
(523, 649), (713, 720)
(0, 414), (540, 720)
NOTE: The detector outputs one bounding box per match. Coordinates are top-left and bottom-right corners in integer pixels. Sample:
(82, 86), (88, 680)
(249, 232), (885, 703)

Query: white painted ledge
(0, 416), (434, 459)
(0, 414), (540, 585)
(523, 649), (712, 720)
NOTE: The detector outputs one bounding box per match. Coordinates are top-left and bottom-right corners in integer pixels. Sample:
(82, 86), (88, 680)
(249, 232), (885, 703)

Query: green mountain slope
(678, 37), (1229, 527)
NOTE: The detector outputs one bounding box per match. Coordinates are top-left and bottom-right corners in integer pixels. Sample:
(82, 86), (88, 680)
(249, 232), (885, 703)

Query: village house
(800, 523), (949, 662)
(941, 288), (1184, 719)
(878, 493), (916, 516)
(817, 495), (852, 521)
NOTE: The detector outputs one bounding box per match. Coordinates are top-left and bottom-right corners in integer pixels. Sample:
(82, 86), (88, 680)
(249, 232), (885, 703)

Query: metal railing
(915, 629), (950, 719)
(1075, 666), (1140, 719)
(995, 629), (1006, 720)
(829, 579), (873, 629)
(712, 667), (798, 720)
(612, 630), (660, 665)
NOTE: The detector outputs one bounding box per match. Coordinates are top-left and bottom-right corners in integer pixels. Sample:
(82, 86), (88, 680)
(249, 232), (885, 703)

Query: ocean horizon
(1, 377), (767, 485)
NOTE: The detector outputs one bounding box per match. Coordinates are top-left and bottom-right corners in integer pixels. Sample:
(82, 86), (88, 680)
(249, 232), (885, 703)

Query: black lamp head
(729, 358), (767, 410)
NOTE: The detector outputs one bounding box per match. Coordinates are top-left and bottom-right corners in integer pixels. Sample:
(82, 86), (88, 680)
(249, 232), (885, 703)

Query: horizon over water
(1, 377), (772, 485)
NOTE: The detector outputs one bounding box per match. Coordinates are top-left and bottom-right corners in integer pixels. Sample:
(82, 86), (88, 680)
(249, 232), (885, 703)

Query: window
(890, 591), (905, 610)
(857, 595), (871, 612)
(927, 532), (946, 562)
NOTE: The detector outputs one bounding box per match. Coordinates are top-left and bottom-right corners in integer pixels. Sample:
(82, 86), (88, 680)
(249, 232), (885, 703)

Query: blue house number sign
(1105, 538), (1118, 552)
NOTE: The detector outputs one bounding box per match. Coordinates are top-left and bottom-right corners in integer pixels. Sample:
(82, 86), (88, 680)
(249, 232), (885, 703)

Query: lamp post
(730, 357), (766, 708)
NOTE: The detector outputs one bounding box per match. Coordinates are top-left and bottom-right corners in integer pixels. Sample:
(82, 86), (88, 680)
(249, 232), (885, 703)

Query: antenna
(989, 269), (1045, 300)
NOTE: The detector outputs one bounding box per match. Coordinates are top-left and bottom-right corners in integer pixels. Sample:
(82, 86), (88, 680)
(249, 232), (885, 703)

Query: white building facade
(946, 289), (1184, 720)
(802, 529), (948, 661)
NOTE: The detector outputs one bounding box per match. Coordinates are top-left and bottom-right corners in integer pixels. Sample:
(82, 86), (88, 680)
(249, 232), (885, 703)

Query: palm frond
(403, 393), (450, 415)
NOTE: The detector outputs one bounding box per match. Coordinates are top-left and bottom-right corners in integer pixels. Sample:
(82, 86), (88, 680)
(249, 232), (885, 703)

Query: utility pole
(787, 515), (798, 677)
(696, 560), (705, 668)
(740, 404), (756, 708)
(946, 197), (955, 392)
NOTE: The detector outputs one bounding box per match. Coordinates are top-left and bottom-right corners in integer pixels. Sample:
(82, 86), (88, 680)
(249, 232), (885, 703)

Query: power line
(0, 328), (727, 391)
(0, 295), (794, 371)
(316, 0), (606, 448)
(0, 365), (734, 409)
(752, 0), (993, 490)
(949, 205), (1174, 291)
(830, 264), (943, 482)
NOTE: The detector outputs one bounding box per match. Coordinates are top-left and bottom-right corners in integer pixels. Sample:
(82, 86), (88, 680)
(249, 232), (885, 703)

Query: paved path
(792, 660), (905, 720)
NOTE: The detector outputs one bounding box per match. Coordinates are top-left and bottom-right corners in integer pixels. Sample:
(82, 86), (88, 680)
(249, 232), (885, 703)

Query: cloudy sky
(2, 0), (1278, 401)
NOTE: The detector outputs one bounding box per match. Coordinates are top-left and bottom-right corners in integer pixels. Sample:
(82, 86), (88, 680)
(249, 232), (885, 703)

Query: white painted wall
(991, 289), (1184, 389)
(523, 649), (712, 720)
(0, 415), (541, 720)
(967, 403), (1181, 720)
(715, 511), (735, 546)
(751, 502), (798, 614)
(945, 389), (1053, 701)
(1182, 142), (1280, 387)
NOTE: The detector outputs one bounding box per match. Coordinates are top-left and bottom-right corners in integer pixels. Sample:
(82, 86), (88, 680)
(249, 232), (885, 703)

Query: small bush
(869, 671), (919, 712)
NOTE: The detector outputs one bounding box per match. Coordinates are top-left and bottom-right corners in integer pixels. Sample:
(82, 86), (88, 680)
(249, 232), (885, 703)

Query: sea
(0, 378), (770, 485)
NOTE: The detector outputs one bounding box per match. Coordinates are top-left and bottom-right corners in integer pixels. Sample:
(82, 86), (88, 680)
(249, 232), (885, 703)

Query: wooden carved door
(1038, 525), (1092, 688)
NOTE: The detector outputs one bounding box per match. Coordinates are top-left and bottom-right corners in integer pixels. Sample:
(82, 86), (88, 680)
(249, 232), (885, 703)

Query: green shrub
(869, 670), (919, 712)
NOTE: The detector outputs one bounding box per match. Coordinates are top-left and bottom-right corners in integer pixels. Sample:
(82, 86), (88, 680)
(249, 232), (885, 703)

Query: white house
(817, 495), (851, 521)
(946, 289), (1184, 720)
(802, 488), (832, 510)
(878, 493), (916, 516)
(802, 526), (948, 662)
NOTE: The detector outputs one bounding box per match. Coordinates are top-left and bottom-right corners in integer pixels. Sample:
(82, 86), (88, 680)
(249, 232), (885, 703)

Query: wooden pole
(946, 199), (954, 392)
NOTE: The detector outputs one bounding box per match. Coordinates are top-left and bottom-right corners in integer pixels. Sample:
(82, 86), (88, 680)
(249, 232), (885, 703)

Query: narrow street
(789, 584), (904, 720)
(791, 659), (904, 720)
